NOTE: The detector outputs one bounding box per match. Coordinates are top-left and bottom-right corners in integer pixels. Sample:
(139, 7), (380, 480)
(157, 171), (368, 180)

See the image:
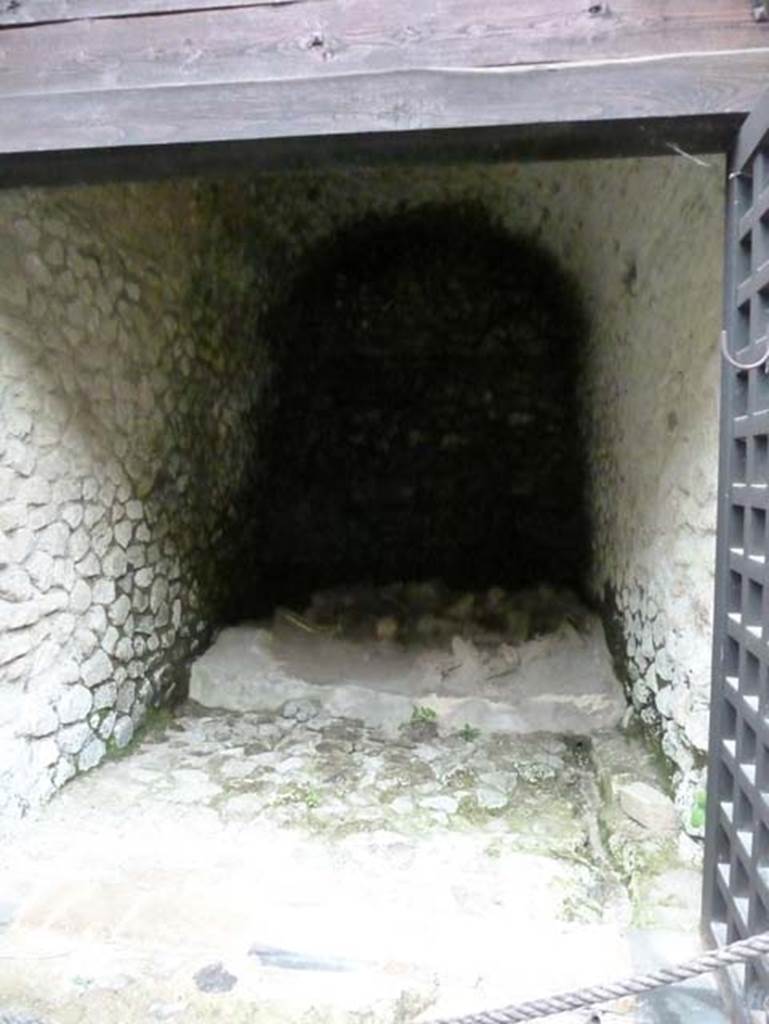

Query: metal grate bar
(704, 99), (769, 1018)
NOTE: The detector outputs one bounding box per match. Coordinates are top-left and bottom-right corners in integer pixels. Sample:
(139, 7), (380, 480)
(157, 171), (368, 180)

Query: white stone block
(17, 477), (51, 505)
(57, 722), (91, 755)
(53, 477), (83, 504)
(113, 715), (134, 749)
(74, 628), (98, 659)
(92, 578), (116, 605)
(68, 527), (90, 562)
(0, 629), (34, 667)
(33, 656), (80, 690)
(102, 547), (128, 578)
(102, 626), (119, 656)
(92, 523), (113, 558)
(38, 522), (70, 558)
(78, 736), (106, 772)
(58, 685), (93, 725)
(114, 637), (133, 662)
(116, 681), (136, 714)
(32, 736), (60, 769)
(18, 702), (58, 738)
(114, 520), (133, 549)
(53, 757), (76, 788)
(69, 579), (92, 614)
(86, 604), (107, 633)
(26, 550), (55, 592)
(77, 552), (101, 578)
(81, 650), (112, 688)
(618, 781), (677, 832)
(50, 612), (76, 644)
(109, 594), (131, 627)
(62, 503), (84, 530)
(150, 577), (169, 615)
(135, 567), (153, 589)
(0, 567), (32, 602)
(93, 682), (117, 711)
(126, 500), (143, 521)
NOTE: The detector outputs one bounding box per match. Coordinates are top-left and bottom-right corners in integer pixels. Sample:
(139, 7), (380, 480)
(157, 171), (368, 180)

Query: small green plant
(281, 782), (322, 809)
(459, 723), (480, 742)
(690, 789), (707, 830)
(411, 704), (438, 724)
(303, 787), (321, 809)
(104, 707), (174, 761)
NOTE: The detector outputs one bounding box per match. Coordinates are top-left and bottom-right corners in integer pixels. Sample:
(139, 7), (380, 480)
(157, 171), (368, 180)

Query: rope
(428, 930), (769, 1023)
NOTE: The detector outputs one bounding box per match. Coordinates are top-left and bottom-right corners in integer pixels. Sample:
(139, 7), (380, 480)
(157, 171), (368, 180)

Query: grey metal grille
(704, 97), (769, 1016)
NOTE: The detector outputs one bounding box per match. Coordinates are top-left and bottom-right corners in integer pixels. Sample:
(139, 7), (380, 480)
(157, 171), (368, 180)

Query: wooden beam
(0, 0), (765, 187)
(1, 1), (766, 100)
(0, 113), (742, 190)
(0, 53), (766, 160)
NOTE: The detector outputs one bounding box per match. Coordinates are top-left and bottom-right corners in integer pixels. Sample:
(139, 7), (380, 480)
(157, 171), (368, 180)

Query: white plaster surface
(471, 157), (723, 821)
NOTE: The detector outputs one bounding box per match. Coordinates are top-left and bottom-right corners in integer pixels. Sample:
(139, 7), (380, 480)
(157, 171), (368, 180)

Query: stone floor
(0, 700), (726, 1023)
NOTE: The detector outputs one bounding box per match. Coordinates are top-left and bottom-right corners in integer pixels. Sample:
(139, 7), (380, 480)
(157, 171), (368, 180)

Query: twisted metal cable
(428, 930), (769, 1023)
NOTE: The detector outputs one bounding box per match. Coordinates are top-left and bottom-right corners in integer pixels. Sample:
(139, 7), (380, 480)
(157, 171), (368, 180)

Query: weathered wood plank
(0, 0), (308, 24)
(0, 0), (759, 33)
(0, 53), (765, 157)
(1, 0), (766, 100)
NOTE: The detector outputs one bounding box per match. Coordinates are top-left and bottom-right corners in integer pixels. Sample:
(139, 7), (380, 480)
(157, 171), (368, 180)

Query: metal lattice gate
(704, 92), (769, 1018)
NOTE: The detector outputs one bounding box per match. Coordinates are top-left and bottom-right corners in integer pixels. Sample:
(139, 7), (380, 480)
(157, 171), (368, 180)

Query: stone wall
(465, 157), (722, 827)
(0, 182), (269, 821)
(252, 202), (587, 604)
(0, 158), (724, 827)
(571, 158), (724, 830)
(222, 159), (723, 828)
(489, 157), (722, 828)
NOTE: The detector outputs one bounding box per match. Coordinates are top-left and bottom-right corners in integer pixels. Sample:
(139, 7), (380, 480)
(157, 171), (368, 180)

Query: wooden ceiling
(1, 0), (768, 185)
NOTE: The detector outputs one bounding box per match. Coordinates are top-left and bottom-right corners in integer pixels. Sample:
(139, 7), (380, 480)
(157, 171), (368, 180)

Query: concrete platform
(190, 614), (625, 737)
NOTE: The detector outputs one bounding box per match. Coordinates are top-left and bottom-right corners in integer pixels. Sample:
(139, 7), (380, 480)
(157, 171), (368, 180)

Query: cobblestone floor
(0, 702), (724, 1023)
